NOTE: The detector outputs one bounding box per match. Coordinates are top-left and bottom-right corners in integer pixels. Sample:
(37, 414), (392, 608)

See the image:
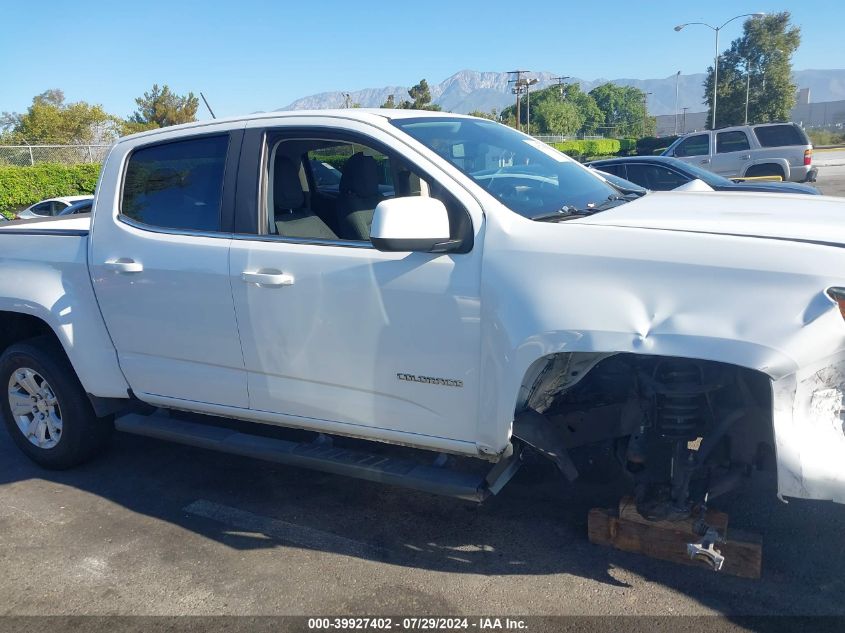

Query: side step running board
(116, 414), (522, 503)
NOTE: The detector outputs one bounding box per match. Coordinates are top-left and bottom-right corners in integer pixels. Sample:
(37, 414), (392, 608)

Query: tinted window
(595, 163), (624, 177)
(121, 135), (229, 231)
(753, 124), (808, 148)
(31, 202), (53, 216)
(674, 134), (710, 157)
(625, 164), (689, 190)
(716, 130), (750, 153)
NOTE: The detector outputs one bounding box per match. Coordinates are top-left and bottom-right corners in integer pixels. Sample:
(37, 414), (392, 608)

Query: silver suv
(662, 122), (817, 183)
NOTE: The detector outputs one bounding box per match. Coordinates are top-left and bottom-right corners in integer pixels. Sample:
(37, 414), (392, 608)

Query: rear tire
(0, 336), (113, 469)
(744, 164), (786, 180)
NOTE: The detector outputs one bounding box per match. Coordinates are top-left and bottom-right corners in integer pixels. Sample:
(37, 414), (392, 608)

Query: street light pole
(526, 78), (539, 135)
(674, 13), (765, 130)
(674, 70), (681, 135)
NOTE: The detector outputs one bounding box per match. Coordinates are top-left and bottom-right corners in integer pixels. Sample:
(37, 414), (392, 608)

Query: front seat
(273, 156), (337, 240)
(336, 152), (385, 240)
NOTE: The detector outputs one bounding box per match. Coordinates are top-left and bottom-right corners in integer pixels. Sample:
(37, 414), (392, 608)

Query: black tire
(745, 164), (786, 180)
(0, 336), (113, 469)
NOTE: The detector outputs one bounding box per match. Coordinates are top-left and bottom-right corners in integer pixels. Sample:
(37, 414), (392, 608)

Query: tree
(467, 108), (498, 120)
(703, 12), (801, 128)
(499, 84), (603, 136)
(125, 84), (199, 133)
(399, 79), (441, 110)
(0, 89), (120, 144)
(381, 94), (395, 108)
(588, 83), (653, 137)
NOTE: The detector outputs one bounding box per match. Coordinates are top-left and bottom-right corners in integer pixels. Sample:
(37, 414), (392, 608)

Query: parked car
(592, 169), (648, 197)
(587, 156), (820, 195)
(16, 195), (94, 220)
(2, 111), (845, 532)
(57, 198), (94, 216)
(660, 122), (817, 183)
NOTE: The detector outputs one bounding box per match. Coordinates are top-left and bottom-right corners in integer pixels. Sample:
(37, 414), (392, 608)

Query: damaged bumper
(773, 352), (845, 503)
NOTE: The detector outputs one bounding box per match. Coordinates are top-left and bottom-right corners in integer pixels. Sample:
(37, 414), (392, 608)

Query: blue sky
(2, 0), (843, 120)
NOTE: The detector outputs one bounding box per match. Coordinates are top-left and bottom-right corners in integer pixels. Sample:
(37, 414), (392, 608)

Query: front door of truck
(228, 119), (483, 446)
(90, 128), (249, 408)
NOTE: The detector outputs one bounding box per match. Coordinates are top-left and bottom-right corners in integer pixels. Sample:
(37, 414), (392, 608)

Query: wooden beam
(588, 501), (762, 579)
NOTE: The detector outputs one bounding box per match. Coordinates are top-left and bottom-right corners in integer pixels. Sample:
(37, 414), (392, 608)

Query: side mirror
(370, 197), (456, 253)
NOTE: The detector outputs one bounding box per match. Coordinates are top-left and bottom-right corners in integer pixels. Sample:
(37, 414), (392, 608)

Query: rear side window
(716, 130), (750, 153)
(753, 124), (808, 148)
(625, 164), (688, 190)
(673, 134), (710, 157)
(121, 135), (229, 232)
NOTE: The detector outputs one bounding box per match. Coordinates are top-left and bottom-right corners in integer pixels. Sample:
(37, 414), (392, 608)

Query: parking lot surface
(3, 419), (845, 620)
(2, 169), (845, 621)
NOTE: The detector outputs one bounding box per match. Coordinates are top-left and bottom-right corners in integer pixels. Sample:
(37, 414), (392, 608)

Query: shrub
(618, 138), (637, 154)
(549, 139), (621, 160)
(636, 135), (678, 156)
(807, 128), (845, 146)
(0, 163), (101, 217)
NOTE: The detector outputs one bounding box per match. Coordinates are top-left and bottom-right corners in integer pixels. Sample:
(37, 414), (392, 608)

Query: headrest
(274, 156), (305, 211)
(340, 152), (380, 198)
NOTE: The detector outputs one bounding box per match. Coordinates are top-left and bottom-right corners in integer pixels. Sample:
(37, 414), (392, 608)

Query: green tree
(588, 83), (653, 137)
(0, 89), (120, 144)
(125, 84), (199, 133)
(399, 79), (441, 110)
(703, 12), (801, 128)
(467, 108), (498, 120)
(500, 84), (603, 136)
(381, 94), (396, 108)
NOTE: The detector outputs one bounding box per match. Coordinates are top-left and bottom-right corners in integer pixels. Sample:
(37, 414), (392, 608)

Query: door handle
(700, 159), (710, 165)
(104, 258), (143, 273)
(241, 270), (295, 287)
(740, 154), (751, 160)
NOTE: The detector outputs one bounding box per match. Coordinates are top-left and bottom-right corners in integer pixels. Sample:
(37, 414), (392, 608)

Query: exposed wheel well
(0, 312), (57, 357)
(744, 163), (786, 180)
(515, 352), (775, 515)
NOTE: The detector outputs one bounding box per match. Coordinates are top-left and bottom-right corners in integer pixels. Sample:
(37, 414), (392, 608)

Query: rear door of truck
(89, 125), (249, 408)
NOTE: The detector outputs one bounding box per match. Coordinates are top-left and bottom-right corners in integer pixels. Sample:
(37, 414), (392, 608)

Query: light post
(674, 12), (765, 129)
(525, 78), (539, 135)
(674, 70), (681, 135)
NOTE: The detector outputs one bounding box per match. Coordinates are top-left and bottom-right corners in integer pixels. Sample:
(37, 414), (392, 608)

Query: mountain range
(280, 69), (845, 115)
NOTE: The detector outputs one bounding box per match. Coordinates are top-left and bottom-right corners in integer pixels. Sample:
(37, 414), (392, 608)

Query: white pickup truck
(2, 110), (845, 523)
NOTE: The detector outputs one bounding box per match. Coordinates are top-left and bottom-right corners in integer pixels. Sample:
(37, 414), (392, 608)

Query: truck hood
(576, 190), (845, 246)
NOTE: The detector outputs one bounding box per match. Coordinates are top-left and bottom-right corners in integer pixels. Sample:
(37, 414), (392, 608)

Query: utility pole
(508, 70), (530, 131)
(682, 107), (689, 133)
(642, 92), (652, 138)
(551, 75), (571, 99)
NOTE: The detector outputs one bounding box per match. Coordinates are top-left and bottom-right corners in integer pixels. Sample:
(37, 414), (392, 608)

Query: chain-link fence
(0, 145), (111, 167)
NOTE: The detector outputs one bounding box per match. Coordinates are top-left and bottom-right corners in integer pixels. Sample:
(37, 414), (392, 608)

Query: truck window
(121, 135), (229, 232)
(753, 124), (809, 148)
(716, 130), (751, 154)
(266, 138), (450, 243)
(673, 134), (710, 157)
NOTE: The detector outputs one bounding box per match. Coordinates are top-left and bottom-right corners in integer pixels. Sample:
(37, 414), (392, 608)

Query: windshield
(663, 156), (733, 187)
(392, 117), (623, 219)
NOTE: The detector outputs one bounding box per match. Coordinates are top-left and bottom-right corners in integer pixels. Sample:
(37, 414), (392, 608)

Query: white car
(1, 110), (845, 532)
(16, 195), (94, 220)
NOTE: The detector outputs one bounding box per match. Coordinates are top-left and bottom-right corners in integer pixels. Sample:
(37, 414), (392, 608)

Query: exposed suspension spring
(653, 361), (711, 440)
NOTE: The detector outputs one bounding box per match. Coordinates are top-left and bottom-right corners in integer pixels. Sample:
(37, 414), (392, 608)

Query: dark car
(585, 156), (820, 195)
(57, 199), (94, 216)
